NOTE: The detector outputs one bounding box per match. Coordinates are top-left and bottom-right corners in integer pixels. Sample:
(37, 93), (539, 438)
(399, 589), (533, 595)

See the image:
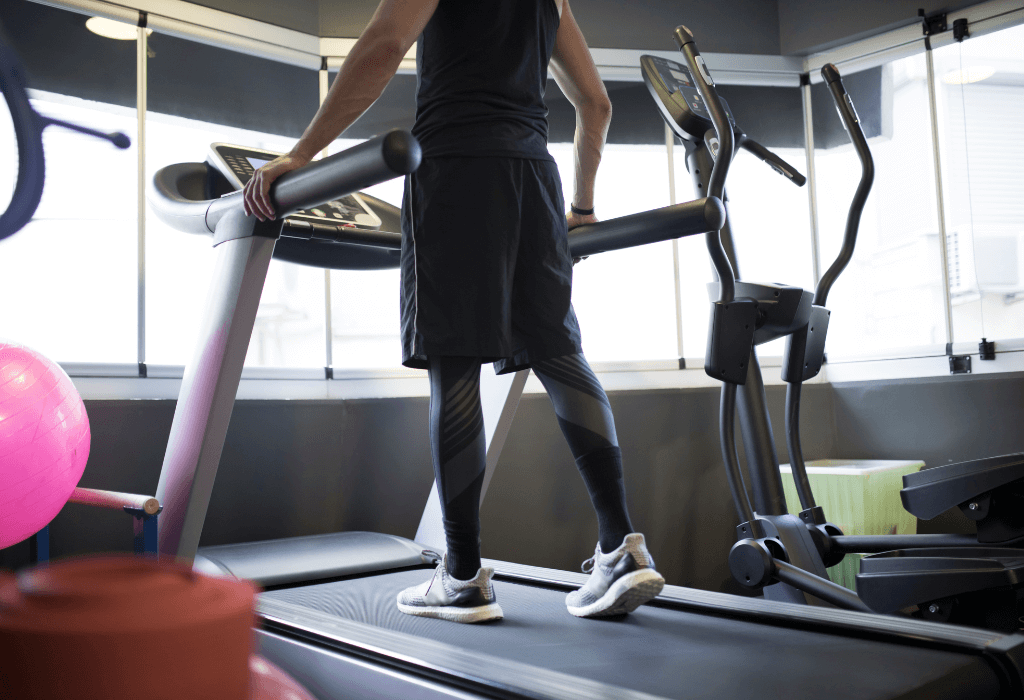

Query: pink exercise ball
(0, 341), (90, 549)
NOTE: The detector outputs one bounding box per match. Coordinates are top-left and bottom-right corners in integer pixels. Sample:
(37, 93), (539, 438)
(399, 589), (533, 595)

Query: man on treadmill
(242, 0), (664, 623)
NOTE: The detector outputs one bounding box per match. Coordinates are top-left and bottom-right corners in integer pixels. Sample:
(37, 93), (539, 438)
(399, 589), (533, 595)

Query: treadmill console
(208, 143), (383, 230)
(640, 55), (737, 143)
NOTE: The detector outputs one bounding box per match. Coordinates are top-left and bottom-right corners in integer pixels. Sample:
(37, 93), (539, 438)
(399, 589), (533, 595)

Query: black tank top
(411, 0), (560, 161)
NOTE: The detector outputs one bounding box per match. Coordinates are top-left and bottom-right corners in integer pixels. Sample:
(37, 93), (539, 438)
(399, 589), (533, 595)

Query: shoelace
(580, 544), (604, 574)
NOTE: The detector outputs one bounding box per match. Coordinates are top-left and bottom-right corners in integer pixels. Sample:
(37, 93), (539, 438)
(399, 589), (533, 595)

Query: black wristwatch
(570, 204), (595, 216)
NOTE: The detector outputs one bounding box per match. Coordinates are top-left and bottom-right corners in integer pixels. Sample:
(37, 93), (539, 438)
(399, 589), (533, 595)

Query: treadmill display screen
(210, 144), (383, 230)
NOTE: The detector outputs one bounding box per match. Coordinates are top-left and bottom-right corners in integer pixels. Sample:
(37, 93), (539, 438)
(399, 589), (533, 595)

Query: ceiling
(179, 0), (990, 56)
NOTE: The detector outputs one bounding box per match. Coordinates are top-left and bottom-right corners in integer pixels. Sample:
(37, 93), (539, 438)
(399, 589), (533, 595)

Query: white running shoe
(397, 556), (504, 623)
(566, 533), (665, 618)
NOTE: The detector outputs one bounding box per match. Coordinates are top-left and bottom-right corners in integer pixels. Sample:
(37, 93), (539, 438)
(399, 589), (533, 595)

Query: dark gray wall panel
(146, 33), (320, 138)
(2, 0), (320, 139)
(0, 381), (837, 595)
(183, 0), (320, 35)
(2, 0), (137, 110)
(777, 0), (982, 56)
(831, 372), (1024, 535)
(5, 372), (1021, 594)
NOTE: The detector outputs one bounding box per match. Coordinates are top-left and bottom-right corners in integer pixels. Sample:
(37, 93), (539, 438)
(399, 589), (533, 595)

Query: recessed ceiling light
(942, 66), (996, 85)
(85, 17), (153, 41)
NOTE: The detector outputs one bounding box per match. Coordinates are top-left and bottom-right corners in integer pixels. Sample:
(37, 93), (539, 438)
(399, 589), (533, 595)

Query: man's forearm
(291, 30), (407, 162)
(572, 102), (611, 210)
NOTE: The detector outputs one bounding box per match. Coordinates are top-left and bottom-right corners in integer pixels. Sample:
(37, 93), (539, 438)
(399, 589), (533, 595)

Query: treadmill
(145, 34), (1024, 700)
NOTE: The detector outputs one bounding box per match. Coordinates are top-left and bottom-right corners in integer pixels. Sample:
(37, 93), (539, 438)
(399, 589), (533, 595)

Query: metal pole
(666, 123), (684, 359)
(925, 47), (955, 346)
(137, 20), (148, 373)
(320, 63), (334, 375)
(801, 78), (822, 287)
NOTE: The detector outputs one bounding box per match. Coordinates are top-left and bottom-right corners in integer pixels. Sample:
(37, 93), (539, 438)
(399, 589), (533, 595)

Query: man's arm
(549, 0), (612, 225)
(244, 0), (438, 220)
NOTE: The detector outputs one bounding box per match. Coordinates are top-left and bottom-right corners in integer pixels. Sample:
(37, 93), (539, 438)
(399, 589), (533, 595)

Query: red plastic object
(0, 555), (257, 700)
(249, 654), (318, 700)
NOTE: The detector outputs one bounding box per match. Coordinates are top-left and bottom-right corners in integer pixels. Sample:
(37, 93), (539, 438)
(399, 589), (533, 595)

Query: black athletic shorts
(400, 156), (583, 374)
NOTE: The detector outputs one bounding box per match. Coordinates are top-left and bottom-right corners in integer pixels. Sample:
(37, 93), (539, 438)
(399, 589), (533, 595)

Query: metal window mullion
(319, 64), (334, 376)
(666, 123), (684, 360)
(925, 47), (955, 346)
(802, 79), (821, 288)
(137, 22), (147, 371)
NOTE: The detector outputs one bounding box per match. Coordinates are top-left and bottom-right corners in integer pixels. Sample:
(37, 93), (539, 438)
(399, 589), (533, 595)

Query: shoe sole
(568, 569), (666, 618)
(397, 601), (504, 623)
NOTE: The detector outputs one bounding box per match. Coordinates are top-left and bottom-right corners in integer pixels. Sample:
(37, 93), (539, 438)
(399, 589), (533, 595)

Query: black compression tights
(429, 354), (634, 580)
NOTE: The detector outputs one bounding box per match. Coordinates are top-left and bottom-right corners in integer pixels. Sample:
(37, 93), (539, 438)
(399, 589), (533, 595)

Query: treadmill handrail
(567, 197), (726, 257)
(152, 156), (726, 257)
(149, 130), (422, 236)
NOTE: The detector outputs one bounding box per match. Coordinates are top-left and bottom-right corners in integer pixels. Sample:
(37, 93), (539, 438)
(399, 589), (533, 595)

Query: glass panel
(933, 24), (1024, 344)
(812, 55), (946, 357)
(0, 93), (138, 362)
(329, 142), (681, 369)
(0, 1), (139, 362)
(674, 145), (814, 360)
(327, 139), (404, 370)
(551, 143), (678, 363)
(144, 34), (324, 368)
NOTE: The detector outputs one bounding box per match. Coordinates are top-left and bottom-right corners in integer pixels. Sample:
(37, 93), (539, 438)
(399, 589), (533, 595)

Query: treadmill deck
(262, 568), (1001, 700)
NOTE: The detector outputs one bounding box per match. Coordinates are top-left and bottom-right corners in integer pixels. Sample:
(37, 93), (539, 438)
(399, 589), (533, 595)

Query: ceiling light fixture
(85, 17), (152, 41)
(942, 66), (996, 85)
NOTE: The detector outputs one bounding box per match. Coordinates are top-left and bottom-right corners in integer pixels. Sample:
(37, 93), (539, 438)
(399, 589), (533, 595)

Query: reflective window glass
(933, 24), (1024, 345)
(812, 55), (946, 358)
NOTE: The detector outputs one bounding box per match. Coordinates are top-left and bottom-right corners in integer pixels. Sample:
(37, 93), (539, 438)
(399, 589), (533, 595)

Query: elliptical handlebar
(739, 137), (807, 187)
(674, 25), (737, 305)
(814, 62), (874, 306)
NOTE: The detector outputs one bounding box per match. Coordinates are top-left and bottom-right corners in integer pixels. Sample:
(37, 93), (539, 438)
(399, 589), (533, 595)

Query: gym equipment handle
(815, 63), (874, 306)
(69, 487), (161, 516)
(774, 559), (874, 613)
(833, 534), (978, 553)
(206, 130), (421, 231)
(740, 137), (807, 187)
(674, 26), (736, 306)
(567, 197), (726, 258)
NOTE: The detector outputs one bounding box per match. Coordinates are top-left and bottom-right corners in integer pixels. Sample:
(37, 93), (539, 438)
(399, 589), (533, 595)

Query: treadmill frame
(255, 558), (1024, 700)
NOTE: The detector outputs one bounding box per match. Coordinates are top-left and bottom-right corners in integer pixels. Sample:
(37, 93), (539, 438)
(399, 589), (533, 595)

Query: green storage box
(779, 459), (924, 591)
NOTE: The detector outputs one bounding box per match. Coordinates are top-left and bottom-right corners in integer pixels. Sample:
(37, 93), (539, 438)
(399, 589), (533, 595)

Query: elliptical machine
(643, 29), (1024, 630)
(0, 35), (129, 241)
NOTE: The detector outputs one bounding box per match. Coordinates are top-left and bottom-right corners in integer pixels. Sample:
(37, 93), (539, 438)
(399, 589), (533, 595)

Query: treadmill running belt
(262, 569), (1000, 699)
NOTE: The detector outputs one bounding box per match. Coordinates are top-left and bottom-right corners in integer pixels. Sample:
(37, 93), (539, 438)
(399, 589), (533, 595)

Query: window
(327, 141), (406, 370)
(0, 92), (139, 363)
(812, 55), (946, 358)
(674, 144), (813, 360)
(551, 143), (679, 363)
(143, 33), (325, 369)
(933, 23), (1024, 345)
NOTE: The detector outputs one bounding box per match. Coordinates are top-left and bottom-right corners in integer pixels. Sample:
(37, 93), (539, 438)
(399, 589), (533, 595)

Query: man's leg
(533, 352), (664, 618)
(428, 355), (487, 580)
(396, 355), (503, 623)
(532, 353), (633, 553)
